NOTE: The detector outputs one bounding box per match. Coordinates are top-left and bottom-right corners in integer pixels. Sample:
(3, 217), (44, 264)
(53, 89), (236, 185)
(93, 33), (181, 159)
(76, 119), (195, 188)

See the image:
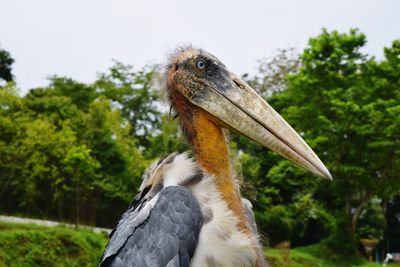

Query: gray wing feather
(100, 186), (203, 267)
(166, 255), (180, 267)
(101, 195), (155, 262)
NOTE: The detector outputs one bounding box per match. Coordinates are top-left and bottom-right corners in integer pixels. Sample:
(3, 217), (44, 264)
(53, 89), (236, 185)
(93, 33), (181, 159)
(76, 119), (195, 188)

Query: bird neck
(172, 93), (250, 233)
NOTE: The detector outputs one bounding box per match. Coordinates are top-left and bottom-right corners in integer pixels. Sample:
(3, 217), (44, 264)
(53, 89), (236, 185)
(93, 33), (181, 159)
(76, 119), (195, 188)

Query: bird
(99, 47), (331, 267)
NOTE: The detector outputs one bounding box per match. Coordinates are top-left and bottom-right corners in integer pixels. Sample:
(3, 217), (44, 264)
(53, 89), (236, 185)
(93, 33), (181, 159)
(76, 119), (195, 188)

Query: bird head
(166, 47), (331, 179)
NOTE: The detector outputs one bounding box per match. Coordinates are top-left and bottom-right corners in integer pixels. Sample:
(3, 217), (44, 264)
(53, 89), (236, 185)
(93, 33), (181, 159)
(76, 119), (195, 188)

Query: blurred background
(0, 0), (399, 266)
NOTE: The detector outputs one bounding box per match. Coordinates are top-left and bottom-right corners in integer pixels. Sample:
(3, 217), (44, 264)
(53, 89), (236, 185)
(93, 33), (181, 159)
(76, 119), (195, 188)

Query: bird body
(101, 153), (262, 266)
(100, 47), (331, 267)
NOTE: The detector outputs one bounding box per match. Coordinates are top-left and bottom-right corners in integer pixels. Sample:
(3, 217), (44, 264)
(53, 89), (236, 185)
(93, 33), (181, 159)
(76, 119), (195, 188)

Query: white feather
(154, 153), (259, 267)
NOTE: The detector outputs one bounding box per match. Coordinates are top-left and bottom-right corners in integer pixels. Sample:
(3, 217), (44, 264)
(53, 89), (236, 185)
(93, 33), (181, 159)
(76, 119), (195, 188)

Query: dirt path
(0, 215), (111, 234)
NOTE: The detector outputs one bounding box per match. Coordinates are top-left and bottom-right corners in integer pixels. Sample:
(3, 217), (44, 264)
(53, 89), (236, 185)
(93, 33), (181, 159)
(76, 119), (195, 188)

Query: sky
(1, 0), (399, 94)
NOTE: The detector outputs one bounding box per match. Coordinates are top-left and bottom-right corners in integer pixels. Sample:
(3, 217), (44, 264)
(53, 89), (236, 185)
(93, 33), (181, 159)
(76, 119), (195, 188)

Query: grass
(0, 221), (108, 267)
(266, 244), (400, 267)
(1, 221), (400, 267)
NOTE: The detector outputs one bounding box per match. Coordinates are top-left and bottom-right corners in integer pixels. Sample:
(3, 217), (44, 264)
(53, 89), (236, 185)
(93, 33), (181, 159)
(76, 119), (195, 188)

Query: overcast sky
(1, 0), (399, 94)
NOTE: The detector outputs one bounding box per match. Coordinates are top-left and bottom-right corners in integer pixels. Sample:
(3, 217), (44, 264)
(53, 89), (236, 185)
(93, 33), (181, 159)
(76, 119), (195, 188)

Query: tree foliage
(0, 66), (151, 227)
(95, 62), (161, 148)
(0, 30), (399, 256)
(0, 45), (14, 85)
(239, 29), (400, 249)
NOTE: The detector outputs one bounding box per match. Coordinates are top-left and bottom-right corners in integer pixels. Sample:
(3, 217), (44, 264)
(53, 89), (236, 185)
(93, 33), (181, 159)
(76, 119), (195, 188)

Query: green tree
(144, 114), (188, 159)
(245, 48), (300, 97)
(63, 145), (100, 227)
(16, 118), (77, 218)
(0, 84), (24, 211)
(0, 72), (150, 227)
(49, 77), (97, 109)
(357, 198), (386, 240)
(95, 62), (161, 148)
(268, 29), (400, 248)
(0, 45), (14, 84)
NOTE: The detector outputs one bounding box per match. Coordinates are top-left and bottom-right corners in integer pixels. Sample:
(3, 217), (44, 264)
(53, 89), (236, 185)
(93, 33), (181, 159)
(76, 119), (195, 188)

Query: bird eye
(196, 60), (206, 69)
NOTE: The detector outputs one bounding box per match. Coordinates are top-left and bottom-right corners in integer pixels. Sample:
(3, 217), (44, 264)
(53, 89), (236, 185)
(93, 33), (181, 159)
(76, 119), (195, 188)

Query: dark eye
(196, 59), (206, 69)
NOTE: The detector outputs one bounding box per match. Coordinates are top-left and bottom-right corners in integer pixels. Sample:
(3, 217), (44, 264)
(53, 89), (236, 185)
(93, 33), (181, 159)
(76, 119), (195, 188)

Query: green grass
(0, 222), (108, 267)
(1, 222), (400, 267)
(266, 244), (400, 267)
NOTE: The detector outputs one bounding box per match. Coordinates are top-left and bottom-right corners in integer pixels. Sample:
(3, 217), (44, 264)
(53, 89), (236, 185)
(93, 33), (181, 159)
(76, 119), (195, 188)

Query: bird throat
(172, 93), (251, 233)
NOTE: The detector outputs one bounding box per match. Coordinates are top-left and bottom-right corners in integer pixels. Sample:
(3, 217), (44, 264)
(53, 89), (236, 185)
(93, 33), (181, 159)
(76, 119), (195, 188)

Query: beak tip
(325, 172), (333, 181)
(320, 168), (333, 180)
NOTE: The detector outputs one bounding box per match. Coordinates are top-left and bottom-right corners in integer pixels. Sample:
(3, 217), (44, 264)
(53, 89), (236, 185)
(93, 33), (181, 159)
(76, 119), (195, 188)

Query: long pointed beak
(189, 73), (332, 179)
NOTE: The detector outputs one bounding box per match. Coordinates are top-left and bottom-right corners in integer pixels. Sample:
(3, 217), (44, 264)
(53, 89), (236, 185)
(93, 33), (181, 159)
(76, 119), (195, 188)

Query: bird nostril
(233, 79), (245, 89)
